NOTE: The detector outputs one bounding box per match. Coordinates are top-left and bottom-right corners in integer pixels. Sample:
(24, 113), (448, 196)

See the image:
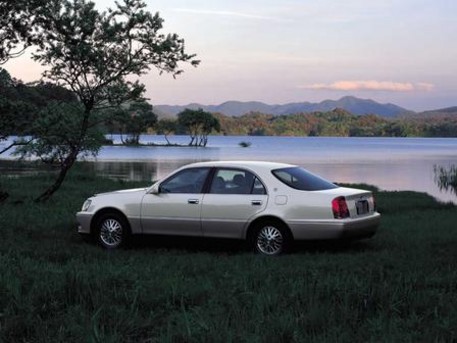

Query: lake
(1, 135), (457, 203)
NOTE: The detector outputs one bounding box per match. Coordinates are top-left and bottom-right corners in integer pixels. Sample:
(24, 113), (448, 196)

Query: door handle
(251, 200), (262, 206)
(188, 199), (199, 204)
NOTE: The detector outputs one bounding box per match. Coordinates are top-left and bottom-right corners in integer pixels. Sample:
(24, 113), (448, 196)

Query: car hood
(94, 188), (148, 198)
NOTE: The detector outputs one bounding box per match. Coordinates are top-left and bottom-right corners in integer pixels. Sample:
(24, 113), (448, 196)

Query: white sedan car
(77, 161), (380, 255)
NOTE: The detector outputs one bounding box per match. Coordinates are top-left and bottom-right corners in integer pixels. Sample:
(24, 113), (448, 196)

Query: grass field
(0, 169), (456, 342)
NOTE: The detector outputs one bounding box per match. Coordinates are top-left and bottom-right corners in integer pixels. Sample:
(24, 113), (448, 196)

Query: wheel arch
(246, 215), (294, 242)
(90, 207), (131, 236)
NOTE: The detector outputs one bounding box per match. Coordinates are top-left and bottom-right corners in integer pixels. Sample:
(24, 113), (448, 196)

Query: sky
(4, 0), (457, 111)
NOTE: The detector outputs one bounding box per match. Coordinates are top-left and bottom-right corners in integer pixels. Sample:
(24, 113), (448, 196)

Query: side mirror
(148, 183), (160, 195)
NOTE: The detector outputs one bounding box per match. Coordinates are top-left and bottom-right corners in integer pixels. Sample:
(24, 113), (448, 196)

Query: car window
(160, 168), (210, 194)
(272, 167), (337, 191)
(209, 169), (266, 195)
(252, 177), (267, 194)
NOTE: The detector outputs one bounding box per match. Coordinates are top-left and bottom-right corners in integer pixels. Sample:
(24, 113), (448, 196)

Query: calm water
(2, 135), (457, 203)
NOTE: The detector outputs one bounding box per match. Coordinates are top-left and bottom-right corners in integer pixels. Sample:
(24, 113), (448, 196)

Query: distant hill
(421, 106), (457, 115)
(154, 96), (410, 118)
(403, 106), (457, 119)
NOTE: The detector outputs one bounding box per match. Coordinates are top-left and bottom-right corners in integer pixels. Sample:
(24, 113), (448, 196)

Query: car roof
(183, 160), (297, 171)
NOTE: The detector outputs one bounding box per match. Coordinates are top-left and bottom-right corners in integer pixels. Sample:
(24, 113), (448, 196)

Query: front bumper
(76, 212), (92, 234)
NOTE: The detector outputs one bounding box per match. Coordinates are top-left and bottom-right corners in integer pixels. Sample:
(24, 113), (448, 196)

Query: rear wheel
(252, 221), (290, 256)
(95, 212), (130, 249)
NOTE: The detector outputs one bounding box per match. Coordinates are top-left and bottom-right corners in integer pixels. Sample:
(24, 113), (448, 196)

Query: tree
(157, 118), (176, 145)
(198, 111), (220, 146)
(116, 101), (157, 145)
(177, 108), (220, 147)
(15, 0), (199, 202)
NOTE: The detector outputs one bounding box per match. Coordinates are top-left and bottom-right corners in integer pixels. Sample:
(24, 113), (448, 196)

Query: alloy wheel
(256, 225), (284, 255)
(100, 218), (123, 248)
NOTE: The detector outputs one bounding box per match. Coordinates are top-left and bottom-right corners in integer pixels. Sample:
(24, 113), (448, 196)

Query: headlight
(81, 199), (92, 212)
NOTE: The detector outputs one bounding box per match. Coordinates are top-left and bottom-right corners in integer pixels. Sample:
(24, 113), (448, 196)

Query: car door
(141, 167), (210, 236)
(201, 168), (268, 239)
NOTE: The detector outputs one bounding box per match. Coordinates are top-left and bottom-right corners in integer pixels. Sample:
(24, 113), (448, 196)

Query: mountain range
(155, 96), (411, 118)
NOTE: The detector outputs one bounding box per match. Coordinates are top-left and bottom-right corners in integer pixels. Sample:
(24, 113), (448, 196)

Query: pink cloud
(302, 80), (435, 92)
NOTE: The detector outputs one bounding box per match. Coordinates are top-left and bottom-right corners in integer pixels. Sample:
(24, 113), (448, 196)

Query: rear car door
(201, 168), (268, 238)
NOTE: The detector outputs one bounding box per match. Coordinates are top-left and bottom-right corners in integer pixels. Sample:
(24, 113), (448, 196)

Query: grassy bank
(0, 171), (456, 342)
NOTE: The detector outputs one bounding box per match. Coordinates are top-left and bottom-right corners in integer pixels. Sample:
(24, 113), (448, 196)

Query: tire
(95, 212), (130, 249)
(252, 221), (291, 256)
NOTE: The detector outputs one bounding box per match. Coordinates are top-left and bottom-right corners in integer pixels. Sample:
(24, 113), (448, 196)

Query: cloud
(171, 8), (289, 22)
(301, 80), (435, 92)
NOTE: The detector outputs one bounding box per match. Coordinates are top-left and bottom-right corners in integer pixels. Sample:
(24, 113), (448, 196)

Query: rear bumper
(288, 212), (381, 240)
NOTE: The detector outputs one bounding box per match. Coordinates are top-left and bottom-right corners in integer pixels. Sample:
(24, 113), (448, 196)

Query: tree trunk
(34, 107), (92, 202)
(34, 151), (78, 203)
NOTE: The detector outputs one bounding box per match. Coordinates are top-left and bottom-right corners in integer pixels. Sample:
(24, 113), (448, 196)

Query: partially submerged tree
(14, 0), (199, 202)
(157, 118), (176, 145)
(116, 101), (157, 145)
(177, 108), (220, 147)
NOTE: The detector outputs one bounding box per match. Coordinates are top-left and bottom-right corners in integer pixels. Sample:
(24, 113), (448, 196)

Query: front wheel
(252, 221), (291, 256)
(96, 212), (130, 249)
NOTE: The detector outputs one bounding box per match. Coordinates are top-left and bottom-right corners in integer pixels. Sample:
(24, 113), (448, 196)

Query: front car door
(201, 168), (268, 239)
(141, 167), (210, 236)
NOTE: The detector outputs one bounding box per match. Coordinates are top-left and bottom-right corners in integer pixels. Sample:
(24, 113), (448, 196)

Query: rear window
(272, 167), (338, 191)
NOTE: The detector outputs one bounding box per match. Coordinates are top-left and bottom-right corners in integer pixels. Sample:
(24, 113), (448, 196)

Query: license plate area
(356, 200), (369, 215)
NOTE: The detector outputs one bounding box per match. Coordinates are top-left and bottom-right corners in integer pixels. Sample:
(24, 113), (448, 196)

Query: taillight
(332, 196), (350, 219)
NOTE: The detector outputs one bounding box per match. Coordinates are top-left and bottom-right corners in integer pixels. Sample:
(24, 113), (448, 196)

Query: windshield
(272, 167), (338, 191)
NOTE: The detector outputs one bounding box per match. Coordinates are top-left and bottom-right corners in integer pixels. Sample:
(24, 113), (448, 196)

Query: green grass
(0, 171), (456, 342)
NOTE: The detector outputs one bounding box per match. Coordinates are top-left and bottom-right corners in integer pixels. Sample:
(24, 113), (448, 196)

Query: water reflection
(84, 159), (208, 182)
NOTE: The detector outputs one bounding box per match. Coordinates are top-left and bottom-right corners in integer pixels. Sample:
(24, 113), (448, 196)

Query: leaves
(32, 0), (199, 110)
(0, 0), (55, 64)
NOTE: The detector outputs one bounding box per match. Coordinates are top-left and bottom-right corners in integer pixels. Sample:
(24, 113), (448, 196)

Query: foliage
(214, 109), (457, 137)
(0, 68), (31, 142)
(0, 0), (55, 63)
(177, 108), (221, 146)
(0, 68), (77, 154)
(0, 172), (456, 342)
(32, 0), (198, 109)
